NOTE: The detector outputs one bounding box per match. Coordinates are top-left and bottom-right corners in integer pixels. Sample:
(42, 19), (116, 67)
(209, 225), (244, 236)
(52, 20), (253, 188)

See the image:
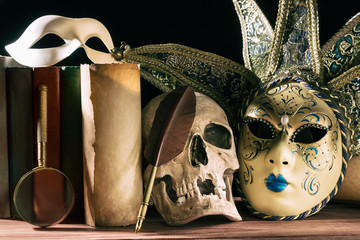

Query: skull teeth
(215, 187), (227, 200)
(154, 175), (232, 204)
(176, 196), (186, 204)
(188, 189), (195, 198)
(175, 178), (227, 203)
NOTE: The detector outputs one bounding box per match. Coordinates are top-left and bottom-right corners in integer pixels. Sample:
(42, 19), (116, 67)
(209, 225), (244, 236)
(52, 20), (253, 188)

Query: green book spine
(0, 57), (24, 219)
(60, 66), (84, 220)
(6, 68), (35, 219)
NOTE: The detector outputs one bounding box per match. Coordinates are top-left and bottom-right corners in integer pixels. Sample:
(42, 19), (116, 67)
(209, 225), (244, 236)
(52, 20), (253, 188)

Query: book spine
(60, 66), (84, 220)
(32, 67), (62, 222)
(0, 59), (9, 218)
(6, 68), (35, 219)
(33, 67), (61, 169)
(0, 57), (25, 219)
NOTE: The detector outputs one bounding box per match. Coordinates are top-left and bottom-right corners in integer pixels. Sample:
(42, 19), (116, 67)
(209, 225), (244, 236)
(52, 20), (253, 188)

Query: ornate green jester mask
(115, 0), (359, 220)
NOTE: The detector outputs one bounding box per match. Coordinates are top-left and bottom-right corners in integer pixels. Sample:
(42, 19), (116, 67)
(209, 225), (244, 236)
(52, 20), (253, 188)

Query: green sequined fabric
(322, 15), (360, 81)
(122, 44), (260, 127)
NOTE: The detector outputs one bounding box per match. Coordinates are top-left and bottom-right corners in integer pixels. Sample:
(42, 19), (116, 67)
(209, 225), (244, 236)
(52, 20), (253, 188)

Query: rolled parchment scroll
(81, 63), (142, 226)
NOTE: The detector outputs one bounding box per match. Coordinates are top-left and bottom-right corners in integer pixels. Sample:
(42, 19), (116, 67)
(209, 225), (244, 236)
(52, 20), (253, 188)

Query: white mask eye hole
(245, 118), (275, 140)
(203, 123), (232, 149)
(85, 37), (109, 52)
(291, 124), (328, 143)
(32, 33), (65, 48)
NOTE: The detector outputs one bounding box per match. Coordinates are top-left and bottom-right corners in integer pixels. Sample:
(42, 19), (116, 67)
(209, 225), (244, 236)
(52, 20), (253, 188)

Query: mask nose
(265, 133), (294, 169)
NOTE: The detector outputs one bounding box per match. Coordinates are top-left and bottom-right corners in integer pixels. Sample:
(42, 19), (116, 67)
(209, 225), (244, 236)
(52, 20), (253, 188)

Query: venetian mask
(142, 92), (241, 225)
(238, 78), (344, 217)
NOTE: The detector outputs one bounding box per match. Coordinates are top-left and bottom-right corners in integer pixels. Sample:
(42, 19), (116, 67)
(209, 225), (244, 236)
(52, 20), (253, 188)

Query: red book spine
(32, 67), (63, 223)
(32, 67), (61, 169)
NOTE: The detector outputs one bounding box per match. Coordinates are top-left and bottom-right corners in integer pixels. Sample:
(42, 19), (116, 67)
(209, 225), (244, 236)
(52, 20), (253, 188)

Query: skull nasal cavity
(191, 135), (208, 166)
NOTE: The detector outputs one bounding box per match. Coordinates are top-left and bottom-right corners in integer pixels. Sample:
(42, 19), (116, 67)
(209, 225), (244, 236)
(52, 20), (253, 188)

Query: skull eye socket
(204, 123), (231, 149)
(246, 119), (275, 139)
(292, 125), (328, 143)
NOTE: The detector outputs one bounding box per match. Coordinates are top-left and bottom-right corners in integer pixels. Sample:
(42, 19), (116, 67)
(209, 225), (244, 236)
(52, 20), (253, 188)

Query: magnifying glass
(13, 84), (75, 227)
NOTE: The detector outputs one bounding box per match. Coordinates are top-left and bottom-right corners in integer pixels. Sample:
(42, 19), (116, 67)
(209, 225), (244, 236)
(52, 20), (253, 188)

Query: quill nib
(135, 166), (157, 233)
(135, 218), (143, 234)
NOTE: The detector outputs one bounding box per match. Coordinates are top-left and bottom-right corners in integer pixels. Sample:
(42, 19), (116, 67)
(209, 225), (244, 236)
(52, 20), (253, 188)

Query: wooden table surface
(1, 201), (360, 239)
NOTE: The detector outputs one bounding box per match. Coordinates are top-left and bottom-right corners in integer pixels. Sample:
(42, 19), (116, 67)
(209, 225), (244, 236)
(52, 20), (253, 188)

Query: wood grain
(1, 202), (359, 239)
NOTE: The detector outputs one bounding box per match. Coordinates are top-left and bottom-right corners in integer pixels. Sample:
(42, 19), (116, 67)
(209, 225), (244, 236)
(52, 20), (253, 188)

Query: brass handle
(38, 85), (48, 167)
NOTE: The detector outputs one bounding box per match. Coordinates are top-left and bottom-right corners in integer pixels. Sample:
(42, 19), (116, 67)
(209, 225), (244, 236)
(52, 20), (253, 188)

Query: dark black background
(0, 0), (359, 104)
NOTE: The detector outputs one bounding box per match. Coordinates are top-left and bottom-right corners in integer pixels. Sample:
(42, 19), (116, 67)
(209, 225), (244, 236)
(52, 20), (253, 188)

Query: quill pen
(135, 86), (196, 233)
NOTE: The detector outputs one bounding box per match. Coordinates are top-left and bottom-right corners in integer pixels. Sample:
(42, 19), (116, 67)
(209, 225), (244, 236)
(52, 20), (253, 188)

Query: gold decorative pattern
(329, 65), (360, 156)
(265, 0), (321, 79)
(329, 65), (360, 89)
(233, 0), (273, 79)
(307, 0), (321, 77)
(266, 0), (290, 77)
(321, 14), (360, 80)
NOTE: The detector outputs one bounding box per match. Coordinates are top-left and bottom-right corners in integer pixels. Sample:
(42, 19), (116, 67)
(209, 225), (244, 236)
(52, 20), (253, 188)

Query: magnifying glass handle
(38, 85), (48, 167)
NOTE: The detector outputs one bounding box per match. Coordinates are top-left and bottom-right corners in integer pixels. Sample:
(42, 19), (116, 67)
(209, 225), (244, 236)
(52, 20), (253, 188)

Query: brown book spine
(32, 67), (63, 222)
(33, 67), (61, 169)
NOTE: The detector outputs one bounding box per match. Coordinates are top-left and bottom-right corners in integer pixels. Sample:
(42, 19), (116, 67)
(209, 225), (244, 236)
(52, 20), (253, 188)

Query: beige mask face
(238, 81), (343, 217)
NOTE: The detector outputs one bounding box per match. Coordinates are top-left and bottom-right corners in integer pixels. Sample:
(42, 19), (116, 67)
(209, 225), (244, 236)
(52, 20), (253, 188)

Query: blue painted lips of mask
(266, 174), (288, 192)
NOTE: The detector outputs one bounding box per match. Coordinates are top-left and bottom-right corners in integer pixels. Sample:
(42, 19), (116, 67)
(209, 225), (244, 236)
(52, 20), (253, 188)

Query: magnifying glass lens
(14, 167), (74, 227)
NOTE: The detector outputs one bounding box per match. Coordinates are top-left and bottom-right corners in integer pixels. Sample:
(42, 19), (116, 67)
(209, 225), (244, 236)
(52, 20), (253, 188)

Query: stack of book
(0, 56), (84, 221)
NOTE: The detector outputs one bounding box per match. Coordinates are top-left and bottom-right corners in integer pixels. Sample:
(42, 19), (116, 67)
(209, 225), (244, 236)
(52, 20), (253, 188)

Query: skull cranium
(142, 91), (241, 226)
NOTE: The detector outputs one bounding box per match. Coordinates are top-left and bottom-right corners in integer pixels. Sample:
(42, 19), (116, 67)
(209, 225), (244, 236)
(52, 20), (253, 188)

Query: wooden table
(1, 201), (360, 239)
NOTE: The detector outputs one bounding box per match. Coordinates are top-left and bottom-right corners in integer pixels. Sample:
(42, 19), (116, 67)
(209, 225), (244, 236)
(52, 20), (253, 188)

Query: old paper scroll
(81, 63), (142, 226)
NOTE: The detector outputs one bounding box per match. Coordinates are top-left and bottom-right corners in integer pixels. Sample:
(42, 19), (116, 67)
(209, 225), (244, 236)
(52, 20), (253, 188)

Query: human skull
(142, 92), (241, 226)
(238, 77), (344, 218)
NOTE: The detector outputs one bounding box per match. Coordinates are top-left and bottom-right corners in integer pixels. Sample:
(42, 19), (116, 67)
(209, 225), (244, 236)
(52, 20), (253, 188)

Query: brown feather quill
(135, 86), (196, 233)
(144, 85), (196, 166)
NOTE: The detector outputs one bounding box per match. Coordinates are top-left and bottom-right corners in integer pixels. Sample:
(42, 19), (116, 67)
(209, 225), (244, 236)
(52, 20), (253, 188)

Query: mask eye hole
(292, 125), (328, 143)
(85, 37), (109, 52)
(246, 118), (275, 139)
(204, 123), (232, 149)
(32, 33), (65, 48)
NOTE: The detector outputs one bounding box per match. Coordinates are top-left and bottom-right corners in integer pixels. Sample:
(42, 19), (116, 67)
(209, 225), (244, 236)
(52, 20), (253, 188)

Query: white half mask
(238, 76), (346, 219)
(5, 15), (117, 67)
(142, 92), (241, 225)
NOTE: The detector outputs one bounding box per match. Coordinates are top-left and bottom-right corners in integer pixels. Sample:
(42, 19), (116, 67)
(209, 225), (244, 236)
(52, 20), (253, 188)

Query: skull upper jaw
(150, 172), (241, 226)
